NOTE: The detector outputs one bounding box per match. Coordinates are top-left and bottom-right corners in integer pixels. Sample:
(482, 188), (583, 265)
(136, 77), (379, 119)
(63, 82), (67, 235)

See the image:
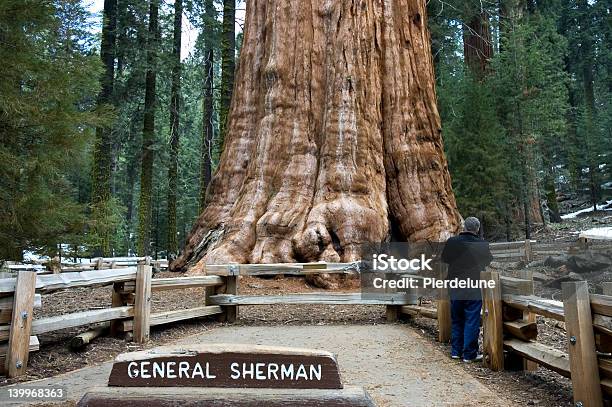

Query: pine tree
(91, 0), (118, 256)
(492, 7), (570, 231)
(137, 0), (160, 256)
(218, 0), (235, 160)
(200, 0), (216, 211)
(0, 0), (102, 259)
(561, 0), (608, 208)
(166, 0), (183, 259)
(442, 72), (510, 237)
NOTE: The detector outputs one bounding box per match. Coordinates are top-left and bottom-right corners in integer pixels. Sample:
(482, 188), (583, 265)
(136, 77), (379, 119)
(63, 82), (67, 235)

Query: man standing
(441, 217), (492, 362)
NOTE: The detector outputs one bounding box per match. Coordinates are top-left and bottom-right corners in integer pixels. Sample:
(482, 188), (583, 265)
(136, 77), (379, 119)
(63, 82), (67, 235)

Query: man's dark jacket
(441, 231), (493, 300)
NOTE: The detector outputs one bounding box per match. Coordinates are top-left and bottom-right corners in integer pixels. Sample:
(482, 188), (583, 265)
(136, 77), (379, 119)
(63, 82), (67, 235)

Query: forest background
(0, 0), (610, 260)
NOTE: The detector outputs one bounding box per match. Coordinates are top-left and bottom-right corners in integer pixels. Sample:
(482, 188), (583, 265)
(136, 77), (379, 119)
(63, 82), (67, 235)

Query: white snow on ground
(22, 251), (50, 262)
(561, 200), (612, 219)
(579, 227), (612, 240)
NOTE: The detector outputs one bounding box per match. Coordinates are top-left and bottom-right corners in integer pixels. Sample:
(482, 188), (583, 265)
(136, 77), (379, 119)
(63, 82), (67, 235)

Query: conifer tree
(91, 0), (117, 256)
(199, 0), (216, 211)
(166, 0), (183, 258)
(0, 0), (101, 259)
(137, 0), (160, 256)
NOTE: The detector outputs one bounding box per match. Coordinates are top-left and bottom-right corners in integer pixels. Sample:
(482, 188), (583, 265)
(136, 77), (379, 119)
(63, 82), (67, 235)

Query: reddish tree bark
(173, 0), (461, 273)
(463, 11), (493, 78)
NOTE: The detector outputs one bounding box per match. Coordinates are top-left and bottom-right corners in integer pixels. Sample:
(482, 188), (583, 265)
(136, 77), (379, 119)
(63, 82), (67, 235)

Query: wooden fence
(0, 264), (226, 377)
(0, 261), (412, 378)
(490, 237), (610, 263)
(4, 237), (605, 275)
(1, 257), (168, 275)
(2, 241), (611, 406)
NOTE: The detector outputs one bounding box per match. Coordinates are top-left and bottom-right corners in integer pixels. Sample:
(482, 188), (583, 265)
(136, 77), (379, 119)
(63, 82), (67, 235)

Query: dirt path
(6, 324), (511, 407)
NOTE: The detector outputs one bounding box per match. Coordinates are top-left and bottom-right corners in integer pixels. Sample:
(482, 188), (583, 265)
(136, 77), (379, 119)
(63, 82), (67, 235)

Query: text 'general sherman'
(126, 360), (323, 381)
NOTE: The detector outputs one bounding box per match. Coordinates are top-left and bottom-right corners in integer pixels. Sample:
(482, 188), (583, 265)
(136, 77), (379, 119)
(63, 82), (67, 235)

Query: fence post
(386, 306), (400, 322)
(481, 271), (503, 371)
(133, 265), (152, 343)
(224, 265), (239, 323)
(578, 237), (589, 251)
(6, 271), (37, 377)
(518, 270), (537, 371)
(524, 240), (533, 262)
(562, 281), (603, 407)
(110, 282), (125, 337)
(437, 264), (451, 343)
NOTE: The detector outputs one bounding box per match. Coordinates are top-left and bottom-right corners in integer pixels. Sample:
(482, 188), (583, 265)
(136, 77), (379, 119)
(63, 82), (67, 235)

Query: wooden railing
(499, 278), (612, 407)
(202, 261), (414, 322)
(490, 237), (610, 263)
(0, 264), (227, 377)
(0, 260), (418, 378)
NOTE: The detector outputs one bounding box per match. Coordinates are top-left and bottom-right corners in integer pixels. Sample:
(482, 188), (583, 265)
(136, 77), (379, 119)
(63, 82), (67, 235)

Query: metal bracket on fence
(569, 335), (577, 345)
(228, 265), (239, 276)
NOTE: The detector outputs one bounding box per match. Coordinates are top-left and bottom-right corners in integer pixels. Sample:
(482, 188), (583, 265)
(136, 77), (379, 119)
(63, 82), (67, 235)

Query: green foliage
(433, 0), (584, 238)
(559, 0), (610, 202)
(0, 0), (102, 259)
(87, 198), (126, 257)
(491, 10), (570, 228)
(439, 68), (511, 235)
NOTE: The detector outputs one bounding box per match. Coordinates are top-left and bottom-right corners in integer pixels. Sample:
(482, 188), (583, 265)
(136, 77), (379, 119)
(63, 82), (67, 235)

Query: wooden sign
(108, 344), (343, 389)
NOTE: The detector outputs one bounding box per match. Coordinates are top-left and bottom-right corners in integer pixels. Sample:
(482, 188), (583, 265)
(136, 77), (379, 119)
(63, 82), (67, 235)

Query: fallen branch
(69, 323), (109, 350)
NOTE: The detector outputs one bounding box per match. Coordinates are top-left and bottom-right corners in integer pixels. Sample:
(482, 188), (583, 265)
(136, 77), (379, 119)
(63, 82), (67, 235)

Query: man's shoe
(463, 354), (483, 363)
(451, 355), (461, 360)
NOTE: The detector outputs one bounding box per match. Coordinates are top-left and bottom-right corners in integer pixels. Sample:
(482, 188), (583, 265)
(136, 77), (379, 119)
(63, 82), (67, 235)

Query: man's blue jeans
(450, 299), (482, 360)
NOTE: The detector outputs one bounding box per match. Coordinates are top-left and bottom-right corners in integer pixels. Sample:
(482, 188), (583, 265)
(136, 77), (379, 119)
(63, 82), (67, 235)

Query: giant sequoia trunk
(172, 0), (461, 273)
(463, 11), (493, 78)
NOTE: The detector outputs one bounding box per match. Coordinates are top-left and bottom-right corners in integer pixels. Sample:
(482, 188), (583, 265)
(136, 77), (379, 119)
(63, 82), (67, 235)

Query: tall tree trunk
(116, 0), (127, 76)
(199, 0), (215, 211)
(172, 0), (461, 273)
(137, 0), (159, 256)
(577, 0), (599, 211)
(218, 0), (235, 159)
(463, 11), (493, 78)
(544, 172), (561, 223)
(503, 0), (543, 233)
(166, 0), (182, 259)
(92, 0), (117, 256)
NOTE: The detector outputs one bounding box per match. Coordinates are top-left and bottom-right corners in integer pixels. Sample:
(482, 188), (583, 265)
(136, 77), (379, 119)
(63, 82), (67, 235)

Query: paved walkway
(7, 324), (510, 406)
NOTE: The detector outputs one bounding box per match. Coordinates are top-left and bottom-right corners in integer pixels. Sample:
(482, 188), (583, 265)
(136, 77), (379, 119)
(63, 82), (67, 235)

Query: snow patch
(579, 227), (612, 241)
(561, 200), (612, 219)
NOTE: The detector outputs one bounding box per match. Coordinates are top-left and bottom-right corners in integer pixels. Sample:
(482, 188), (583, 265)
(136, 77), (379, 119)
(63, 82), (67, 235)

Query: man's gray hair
(463, 217), (480, 233)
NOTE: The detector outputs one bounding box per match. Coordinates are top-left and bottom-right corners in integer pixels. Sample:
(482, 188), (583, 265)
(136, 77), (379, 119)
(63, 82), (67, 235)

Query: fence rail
(3, 236), (606, 275)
